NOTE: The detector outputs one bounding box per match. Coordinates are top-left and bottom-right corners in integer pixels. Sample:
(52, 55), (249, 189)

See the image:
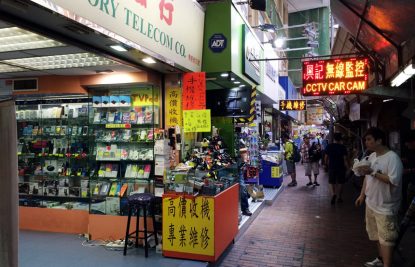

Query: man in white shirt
(355, 127), (403, 267)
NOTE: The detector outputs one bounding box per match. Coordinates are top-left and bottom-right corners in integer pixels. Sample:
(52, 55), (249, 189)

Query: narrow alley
(220, 164), (376, 267)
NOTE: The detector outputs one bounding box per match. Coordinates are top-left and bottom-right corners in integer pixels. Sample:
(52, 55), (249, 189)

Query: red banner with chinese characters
(302, 57), (369, 96)
(182, 72), (206, 110)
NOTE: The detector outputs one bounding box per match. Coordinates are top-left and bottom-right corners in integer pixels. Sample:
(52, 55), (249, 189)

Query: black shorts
(329, 169), (346, 184)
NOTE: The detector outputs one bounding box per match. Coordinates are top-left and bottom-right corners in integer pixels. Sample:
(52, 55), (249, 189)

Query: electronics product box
(119, 95), (131, 107)
(109, 95), (120, 107)
(92, 96), (102, 107)
(101, 96), (110, 107)
(90, 199), (106, 214)
(105, 197), (120, 215)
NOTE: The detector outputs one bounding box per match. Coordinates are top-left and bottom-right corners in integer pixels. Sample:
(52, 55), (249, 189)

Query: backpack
(309, 145), (322, 162)
(290, 142), (301, 163)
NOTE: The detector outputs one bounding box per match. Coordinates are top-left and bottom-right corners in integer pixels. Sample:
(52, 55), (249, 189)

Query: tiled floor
(219, 163), (378, 267)
(239, 187), (283, 230)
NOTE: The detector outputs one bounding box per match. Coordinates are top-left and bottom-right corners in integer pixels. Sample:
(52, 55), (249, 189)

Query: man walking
(282, 133), (297, 186)
(355, 127), (403, 267)
(301, 135), (320, 186)
(324, 132), (348, 204)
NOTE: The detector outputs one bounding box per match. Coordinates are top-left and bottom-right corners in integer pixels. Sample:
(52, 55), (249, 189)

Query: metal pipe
(353, 0), (370, 50)
(253, 23), (311, 31)
(250, 52), (366, 62)
(278, 47), (312, 52)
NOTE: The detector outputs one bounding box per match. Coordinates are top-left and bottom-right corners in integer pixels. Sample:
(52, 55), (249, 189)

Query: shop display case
(16, 86), (162, 237)
(162, 164), (239, 262)
(88, 86), (159, 216)
(16, 97), (91, 211)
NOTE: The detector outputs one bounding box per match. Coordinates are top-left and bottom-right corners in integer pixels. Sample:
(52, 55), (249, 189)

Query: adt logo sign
(209, 34), (227, 53)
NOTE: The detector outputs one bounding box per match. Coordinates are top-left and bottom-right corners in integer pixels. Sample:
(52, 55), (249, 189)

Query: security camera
(307, 40), (319, 48)
(304, 27), (318, 39)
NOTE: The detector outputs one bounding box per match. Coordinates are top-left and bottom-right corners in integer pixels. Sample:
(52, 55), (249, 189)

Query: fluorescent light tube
(142, 57), (156, 64)
(110, 45), (128, 52)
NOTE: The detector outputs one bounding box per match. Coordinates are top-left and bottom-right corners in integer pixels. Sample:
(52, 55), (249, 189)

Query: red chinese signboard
(302, 57), (369, 96)
(182, 72), (206, 110)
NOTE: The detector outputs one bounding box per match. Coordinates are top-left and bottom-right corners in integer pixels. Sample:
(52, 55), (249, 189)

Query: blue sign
(209, 33), (227, 53)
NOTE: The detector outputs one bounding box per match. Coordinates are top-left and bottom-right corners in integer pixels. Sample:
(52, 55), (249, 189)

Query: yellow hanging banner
(183, 109), (211, 133)
(165, 88), (182, 127)
(162, 196), (214, 256)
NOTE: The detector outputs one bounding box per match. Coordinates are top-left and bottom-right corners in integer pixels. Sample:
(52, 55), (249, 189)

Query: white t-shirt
(365, 150), (403, 215)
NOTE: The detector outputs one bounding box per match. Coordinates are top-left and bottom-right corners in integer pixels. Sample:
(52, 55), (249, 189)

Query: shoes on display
(314, 182), (320, 186)
(364, 257), (383, 267)
(306, 182), (313, 186)
(331, 195), (337, 205)
(242, 210), (252, 216)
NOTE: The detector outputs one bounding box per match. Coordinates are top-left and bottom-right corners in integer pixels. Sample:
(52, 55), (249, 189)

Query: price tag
(106, 123), (131, 129)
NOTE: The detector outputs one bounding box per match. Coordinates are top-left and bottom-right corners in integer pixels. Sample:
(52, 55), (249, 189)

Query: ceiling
(287, 0), (330, 13)
(0, 20), (139, 79)
(0, 1), (183, 75)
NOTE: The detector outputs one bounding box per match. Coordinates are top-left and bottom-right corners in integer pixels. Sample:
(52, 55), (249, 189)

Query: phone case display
(89, 88), (159, 215)
(164, 136), (238, 196)
(235, 126), (261, 183)
(17, 98), (91, 211)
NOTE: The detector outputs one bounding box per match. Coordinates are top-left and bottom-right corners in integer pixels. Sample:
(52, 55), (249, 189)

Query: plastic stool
(123, 193), (158, 257)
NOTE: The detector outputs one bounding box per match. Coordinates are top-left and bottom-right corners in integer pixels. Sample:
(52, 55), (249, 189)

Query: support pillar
(0, 100), (18, 267)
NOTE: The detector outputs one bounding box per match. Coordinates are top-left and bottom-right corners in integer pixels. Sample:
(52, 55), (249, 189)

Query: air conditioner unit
(12, 78), (38, 92)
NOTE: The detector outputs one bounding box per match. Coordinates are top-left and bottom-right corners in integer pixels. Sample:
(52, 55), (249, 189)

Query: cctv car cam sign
(302, 57), (369, 96)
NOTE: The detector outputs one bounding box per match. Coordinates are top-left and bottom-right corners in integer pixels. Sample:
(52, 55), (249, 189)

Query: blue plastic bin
(259, 160), (283, 187)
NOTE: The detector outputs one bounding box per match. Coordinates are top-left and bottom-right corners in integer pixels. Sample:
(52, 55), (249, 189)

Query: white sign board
(31, 0), (204, 72)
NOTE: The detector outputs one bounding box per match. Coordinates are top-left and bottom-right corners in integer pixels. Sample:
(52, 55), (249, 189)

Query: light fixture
(0, 63), (26, 73)
(220, 72), (229, 77)
(391, 61), (415, 87)
(3, 53), (119, 71)
(110, 44), (128, 52)
(0, 27), (64, 52)
(234, 81), (241, 84)
(142, 57), (156, 64)
(231, 77), (235, 81)
(383, 98), (394, 103)
(95, 69), (114, 74)
(274, 38), (285, 48)
(267, 36), (312, 49)
(239, 84), (245, 87)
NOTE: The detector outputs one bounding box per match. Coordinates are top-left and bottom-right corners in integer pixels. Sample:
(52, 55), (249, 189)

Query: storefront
(0, 0), (205, 242)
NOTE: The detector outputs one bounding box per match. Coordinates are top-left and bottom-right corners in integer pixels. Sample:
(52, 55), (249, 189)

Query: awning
(331, 0), (415, 81)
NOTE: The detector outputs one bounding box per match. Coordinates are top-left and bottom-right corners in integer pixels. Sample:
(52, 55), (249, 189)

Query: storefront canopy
(331, 0), (415, 81)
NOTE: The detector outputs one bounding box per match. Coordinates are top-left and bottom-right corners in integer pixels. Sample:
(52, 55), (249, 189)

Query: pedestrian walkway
(219, 163), (376, 267)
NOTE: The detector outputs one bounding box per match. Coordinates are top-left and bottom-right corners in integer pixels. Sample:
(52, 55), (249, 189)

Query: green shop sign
(242, 24), (261, 85)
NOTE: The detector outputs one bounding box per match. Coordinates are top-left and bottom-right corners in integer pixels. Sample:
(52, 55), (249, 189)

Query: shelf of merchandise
(162, 183), (239, 262)
(17, 98), (92, 234)
(86, 87), (159, 240)
(17, 87), (161, 238)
